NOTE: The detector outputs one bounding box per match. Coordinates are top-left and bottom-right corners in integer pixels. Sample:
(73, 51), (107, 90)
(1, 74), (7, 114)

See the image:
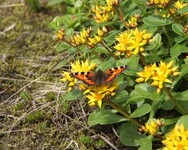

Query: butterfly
(71, 66), (128, 86)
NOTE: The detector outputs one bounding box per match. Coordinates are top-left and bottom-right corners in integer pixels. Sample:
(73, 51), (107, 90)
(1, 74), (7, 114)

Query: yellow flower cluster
(136, 61), (180, 93)
(162, 124), (188, 150)
(125, 14), (140, 29)
(55, 27), (107, 48)
(147, 0), (170, 8)
(68, 28), (92, 47)
(60, 71), (77, 91)
(61, 60), (118, 107)
(61, 60), (96, 91)
(84, 82), (118, 107)
(71, 60), (96, 73)
(114, 28), (152, 57)
(153, 0), (188, 17)
(55, 28), (65, 40)
(139, 119), (164, 135)
(92, 0), (118, 23)
(171, 0), (188, 16)
(87, 27), (108, 48)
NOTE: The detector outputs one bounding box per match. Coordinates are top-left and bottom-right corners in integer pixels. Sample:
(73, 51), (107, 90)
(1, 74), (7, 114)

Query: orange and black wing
(104, 66), (128, 83)
(71, 72), (96, 85)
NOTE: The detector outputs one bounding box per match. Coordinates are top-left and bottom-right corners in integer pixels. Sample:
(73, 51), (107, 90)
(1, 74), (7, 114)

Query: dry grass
(0, 0), (127, 149)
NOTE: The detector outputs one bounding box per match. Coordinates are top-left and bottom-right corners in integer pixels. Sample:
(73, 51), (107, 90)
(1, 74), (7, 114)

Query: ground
(0, 0), (125, 149)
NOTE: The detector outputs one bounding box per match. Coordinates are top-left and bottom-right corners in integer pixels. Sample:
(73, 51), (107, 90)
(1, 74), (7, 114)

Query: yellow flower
(136, 61), (180, 93)
(85, 82), (118, 107)
(139, 119), (164, 135)
(147, 0), (170, 8)
(88, 35), (101, 44)
(125, 15), (140, 28)
(136, 63), (156, 82)
(97, 26), (107, 37)
(86, 92), (105, 108)
(129, 28), (152, 55)
(151, 72), (172, 93)
(87, 27), (107, 48)
(114, 28), (152, 56)
(174, 0), (187, 10)
(68, 28), (91, 46)
(61, 60), (96, 91)
(114, 31), (133, 56)
(55, 28), (65, 40)
(70, 60), (121, 107)
(71, 59), (96, 72)
(92, 1), (115, 23)
(60, 71), (77, 91)
(162, 124), (188, 150)
(106, 0), (119, 6)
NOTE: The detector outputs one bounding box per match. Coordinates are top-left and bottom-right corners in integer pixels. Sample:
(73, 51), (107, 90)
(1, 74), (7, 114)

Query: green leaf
(126, 90), (145, 104)
(143, 15), (172, 27)
(172, 23), (184, 35)
(112, 90), (129, 103)
(120, 122), (146, 146)
(170, 43), (188, 58)
(173, 90), (188, 101)
(104, 30), (120, 46)
(161, 100), (175, 110)
(139, 136), (152, 150)
(164, 117), (180, 126)
(94, 46), (108, 53)
(130, 104), (151, 118)
(177, 5), (188, 15)
(146, 33), (162, 51)
(172, 64), (188, 86)
(176, 115), (188, 129)
(88, 109), (127, 126)
(127, 55), (140, 70)
(126, 83), (162, 105)
(116, 58), (128, 67)
(97, 59), (116, 70)
(54, 14), (87, 28)
(64, 89), (83, 101)
(56, 42), (74, 52)
(175, 35), (187, 43)
(145, 54), (162, 63)
(149, 100), (163, 118)
(66, 28), (74, 38)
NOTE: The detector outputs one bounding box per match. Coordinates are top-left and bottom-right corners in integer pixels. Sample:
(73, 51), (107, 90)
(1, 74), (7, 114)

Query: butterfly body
(71, 66), (127, 86)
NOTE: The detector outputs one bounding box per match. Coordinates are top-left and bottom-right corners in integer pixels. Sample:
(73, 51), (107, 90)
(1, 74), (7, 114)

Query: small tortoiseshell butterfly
(71, 66), (128, 86)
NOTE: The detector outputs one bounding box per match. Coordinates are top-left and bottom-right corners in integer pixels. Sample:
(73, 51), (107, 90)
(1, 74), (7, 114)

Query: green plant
(51, 0), (188, 149)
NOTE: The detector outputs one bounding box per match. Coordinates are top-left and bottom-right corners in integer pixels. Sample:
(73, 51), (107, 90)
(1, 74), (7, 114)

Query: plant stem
(139, 52), (147, 66)
(115, 7), (128, 29)
(163, 26), (173, 48)
(163, 86), (188, 115)
(105, 101), (142, 127)
(101, 41), (118, 60)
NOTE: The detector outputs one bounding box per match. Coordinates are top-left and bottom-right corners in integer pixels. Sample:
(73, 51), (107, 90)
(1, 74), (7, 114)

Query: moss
(0, 2), (113, 149)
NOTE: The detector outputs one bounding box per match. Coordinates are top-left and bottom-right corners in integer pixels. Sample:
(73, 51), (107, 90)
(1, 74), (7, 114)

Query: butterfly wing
(104, 66), (127, 83)
(91, 69), (108, 85)
(71, 66), (128, 85)
(71, 72), (96, 85)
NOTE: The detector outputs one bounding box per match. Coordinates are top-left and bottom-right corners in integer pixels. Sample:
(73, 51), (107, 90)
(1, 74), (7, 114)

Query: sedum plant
(50, 0), (188, 149)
